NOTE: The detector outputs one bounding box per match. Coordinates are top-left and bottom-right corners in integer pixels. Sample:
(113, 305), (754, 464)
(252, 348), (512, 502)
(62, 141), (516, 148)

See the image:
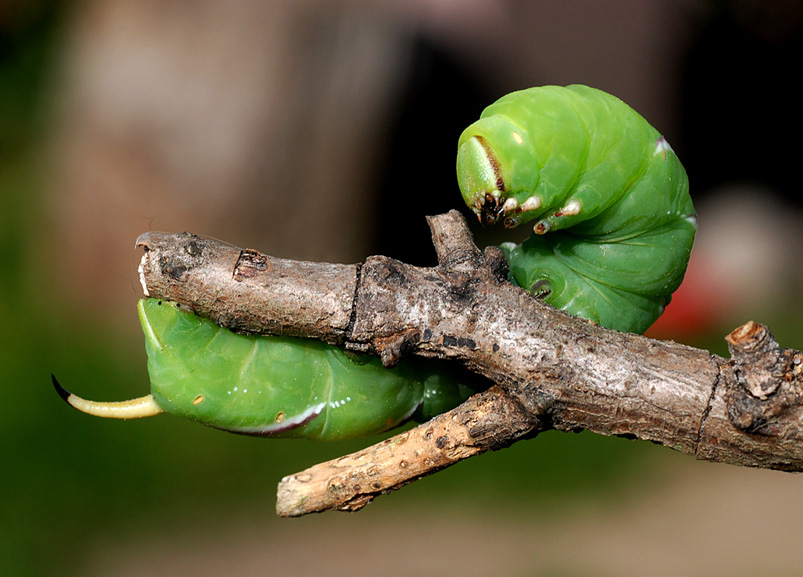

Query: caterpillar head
(457, 114), (541, 228)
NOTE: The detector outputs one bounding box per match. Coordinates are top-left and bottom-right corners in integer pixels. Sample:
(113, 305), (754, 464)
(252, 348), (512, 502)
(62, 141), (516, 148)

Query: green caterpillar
(53, 299), (478, 440)
(457, 84), (696, 333)
(56, 85), (695, 439)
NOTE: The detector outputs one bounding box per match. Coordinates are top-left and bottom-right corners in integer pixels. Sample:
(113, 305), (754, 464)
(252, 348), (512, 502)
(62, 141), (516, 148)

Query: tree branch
(135, 211), (803, 516)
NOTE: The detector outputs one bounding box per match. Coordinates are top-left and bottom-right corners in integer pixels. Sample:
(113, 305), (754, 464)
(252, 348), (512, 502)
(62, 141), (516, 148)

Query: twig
(135, 211), (803, 516)
(276, 385), (541, 516)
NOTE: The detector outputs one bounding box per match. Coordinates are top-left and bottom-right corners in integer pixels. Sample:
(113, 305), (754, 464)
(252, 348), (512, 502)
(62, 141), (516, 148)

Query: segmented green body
(457, 85), (696, 333)
(139, 298), (477, 440)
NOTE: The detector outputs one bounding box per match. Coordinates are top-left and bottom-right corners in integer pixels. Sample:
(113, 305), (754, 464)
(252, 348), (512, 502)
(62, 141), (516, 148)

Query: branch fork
(135, 210), (803, 516)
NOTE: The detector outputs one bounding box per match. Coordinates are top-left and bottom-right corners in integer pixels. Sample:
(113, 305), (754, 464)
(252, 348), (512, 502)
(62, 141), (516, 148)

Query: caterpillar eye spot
(531, 279), (553, 299)
(192, 395), (204, 406)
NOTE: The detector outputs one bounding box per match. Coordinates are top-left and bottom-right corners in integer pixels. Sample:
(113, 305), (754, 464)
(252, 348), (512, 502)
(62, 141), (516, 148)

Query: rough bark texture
(276, 385), (541, 516)
(135, 211), (803, 517)
(137, 231), (357, 345)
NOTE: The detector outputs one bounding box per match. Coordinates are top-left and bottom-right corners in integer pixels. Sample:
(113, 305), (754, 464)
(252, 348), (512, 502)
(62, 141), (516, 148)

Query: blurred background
(3, 1), (803, 575)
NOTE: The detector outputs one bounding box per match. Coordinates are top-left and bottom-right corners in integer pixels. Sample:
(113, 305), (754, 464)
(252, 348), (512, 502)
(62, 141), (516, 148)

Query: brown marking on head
(472, 135), (507, 225)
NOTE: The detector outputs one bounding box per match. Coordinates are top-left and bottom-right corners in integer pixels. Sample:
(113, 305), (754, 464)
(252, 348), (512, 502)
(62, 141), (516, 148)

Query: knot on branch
(351, 211), (514, 363)
(482, 245), (511, 283)
(376, 329), (422, 368)
(463, 386), (547, 450)
(725, 321), (803, 435)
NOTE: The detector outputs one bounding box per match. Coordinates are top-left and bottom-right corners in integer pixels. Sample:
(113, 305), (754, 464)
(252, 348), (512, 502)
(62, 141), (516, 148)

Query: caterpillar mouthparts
(478, 192), (506, 225)
(477, 192), (544, 229)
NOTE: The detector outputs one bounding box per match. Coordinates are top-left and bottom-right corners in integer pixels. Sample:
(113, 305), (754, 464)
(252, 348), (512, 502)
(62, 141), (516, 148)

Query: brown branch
(135, 211), (803, 516)
(276, 385), (542, 516)
(136, 231), (357, 345)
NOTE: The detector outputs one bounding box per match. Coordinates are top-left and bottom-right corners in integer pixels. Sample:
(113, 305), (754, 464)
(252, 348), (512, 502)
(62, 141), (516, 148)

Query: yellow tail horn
(52, 375), (163, 419)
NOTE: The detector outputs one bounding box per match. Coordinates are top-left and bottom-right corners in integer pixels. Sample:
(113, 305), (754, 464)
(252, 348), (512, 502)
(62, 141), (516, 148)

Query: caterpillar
(55, 85), (695, 438)
(457, 84), (696, 334)
(53, 299), (479, 440)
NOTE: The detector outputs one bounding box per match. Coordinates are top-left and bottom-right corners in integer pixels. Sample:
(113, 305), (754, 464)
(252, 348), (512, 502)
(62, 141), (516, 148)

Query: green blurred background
(3, 2), (802, 576)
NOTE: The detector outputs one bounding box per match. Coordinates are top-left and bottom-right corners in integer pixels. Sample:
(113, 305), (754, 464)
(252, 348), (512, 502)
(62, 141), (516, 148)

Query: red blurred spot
(645, 253), (733, 340)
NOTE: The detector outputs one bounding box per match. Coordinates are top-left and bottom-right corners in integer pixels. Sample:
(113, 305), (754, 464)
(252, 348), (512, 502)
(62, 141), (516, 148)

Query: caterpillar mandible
(53, 299), (479, 440)
(457, 84), (696, 334)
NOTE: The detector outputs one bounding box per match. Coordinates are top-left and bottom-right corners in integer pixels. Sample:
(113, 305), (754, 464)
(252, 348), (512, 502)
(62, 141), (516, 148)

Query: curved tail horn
(52, 374), (164, 419)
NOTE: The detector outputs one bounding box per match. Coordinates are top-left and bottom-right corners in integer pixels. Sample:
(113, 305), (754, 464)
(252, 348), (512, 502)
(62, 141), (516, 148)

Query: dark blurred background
(3, 1), (802, 576)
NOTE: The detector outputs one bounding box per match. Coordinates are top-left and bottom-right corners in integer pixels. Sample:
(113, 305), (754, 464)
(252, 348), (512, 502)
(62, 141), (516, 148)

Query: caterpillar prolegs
(457, 84), (696, 334)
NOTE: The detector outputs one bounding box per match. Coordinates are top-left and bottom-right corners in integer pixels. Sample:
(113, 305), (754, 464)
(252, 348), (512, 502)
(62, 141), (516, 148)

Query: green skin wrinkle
(457, 84), (696, 334)
(139, 298), (479, 441)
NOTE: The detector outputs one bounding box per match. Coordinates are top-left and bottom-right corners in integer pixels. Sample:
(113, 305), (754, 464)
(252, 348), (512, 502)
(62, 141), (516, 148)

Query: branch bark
(135, 211), (803, 517)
